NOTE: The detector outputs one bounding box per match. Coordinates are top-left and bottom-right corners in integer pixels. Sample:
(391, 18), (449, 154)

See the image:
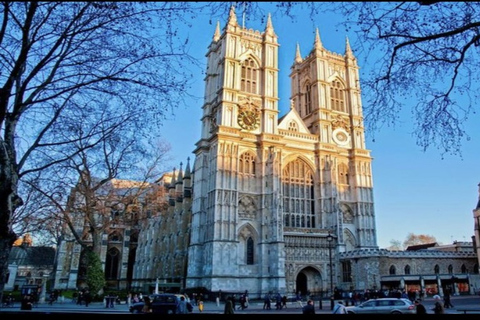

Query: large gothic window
(330, 80), (346, 112)
(105, 247), (120, 280)
(241, 58), (258, 94)
(404, 265), (411, 275)
(434, 265), (440, 274)
(282, 158), (315, 228)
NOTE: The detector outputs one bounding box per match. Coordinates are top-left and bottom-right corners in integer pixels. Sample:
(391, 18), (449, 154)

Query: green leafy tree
(85, 249), (105, 296)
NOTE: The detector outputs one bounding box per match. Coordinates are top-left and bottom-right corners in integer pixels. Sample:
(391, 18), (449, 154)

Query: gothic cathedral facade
(186, 7), (378, 296)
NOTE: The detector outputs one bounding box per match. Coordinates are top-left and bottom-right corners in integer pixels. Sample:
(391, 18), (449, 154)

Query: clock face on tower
(238, 110), (259, 130)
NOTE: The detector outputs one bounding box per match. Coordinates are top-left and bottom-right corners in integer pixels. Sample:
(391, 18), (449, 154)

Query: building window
(434, 265), (440, 274)
(241, 58), (258, 94)
(105, 247), (120, 280)
(305, 83), (312, 114)
(338, 163), (349, 185)
(448, 265), (453, 274)
(239, 152), (256, 175)
(288, 121), (299, 132)
(461, 264), (467, 273)
(246, 237), (254, 265)
(330, 80), (345, 112)
(342, 261), (352, 282)
(389, 265), (396, 275)
(282, 158), (315, 228)
(404, 265), (411, 275)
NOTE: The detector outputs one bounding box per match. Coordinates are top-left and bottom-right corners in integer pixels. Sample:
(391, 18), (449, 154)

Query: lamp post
(326, 233), (334, 298)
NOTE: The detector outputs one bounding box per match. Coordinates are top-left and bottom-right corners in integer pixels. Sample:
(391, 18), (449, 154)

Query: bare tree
(327, 2), (480, 156)
(0, 1), (203, 299)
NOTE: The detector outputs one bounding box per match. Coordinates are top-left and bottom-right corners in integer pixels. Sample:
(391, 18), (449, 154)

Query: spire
(345, 36), (353, 57)
(213, 21), (221, 42)
(295, 42), (303, 63)
(169, 168), (176, 189)
(227, 5), (238, 27)
(266, 13), (274, 32)
(176, 162), (184, 184)
(184, 157), (191, 180)
(314, 27), (323, 50)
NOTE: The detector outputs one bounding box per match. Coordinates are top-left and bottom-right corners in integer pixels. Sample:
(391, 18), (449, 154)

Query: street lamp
(326, 233), (334, 296)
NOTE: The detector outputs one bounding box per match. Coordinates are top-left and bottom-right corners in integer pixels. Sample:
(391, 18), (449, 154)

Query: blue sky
(158, 5), (479, 249)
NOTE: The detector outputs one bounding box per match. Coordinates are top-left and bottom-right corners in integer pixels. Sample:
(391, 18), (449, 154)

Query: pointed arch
(282, 157), (315, 228)
(238, 223), (259, 265)
(240, 56), (259, 94)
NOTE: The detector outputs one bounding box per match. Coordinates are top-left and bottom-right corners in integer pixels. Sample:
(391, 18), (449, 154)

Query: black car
(129, 294), (192, 314)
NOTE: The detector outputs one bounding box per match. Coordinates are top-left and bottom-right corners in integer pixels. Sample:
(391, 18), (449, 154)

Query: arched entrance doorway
(296, 266), (323, 298)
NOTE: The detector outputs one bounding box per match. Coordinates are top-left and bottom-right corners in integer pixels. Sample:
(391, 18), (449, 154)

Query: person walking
(224, 296), (235, 314)
(176, 296), (188, 314)
(263, 293), (271, 310)
(443, 288), (454, 308)
(302, 299), (316, 314)
(415, 300), (427, 314)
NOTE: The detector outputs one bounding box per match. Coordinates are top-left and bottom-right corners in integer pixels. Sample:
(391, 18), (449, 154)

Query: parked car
(344, 298), (416, 314)
(129, 293), (192, 314)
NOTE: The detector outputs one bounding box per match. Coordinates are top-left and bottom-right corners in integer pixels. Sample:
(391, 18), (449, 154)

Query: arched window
(434, 265), (440, 274)
(474, 264), (479, 274)
(105, 247), (120, 280)
(389, 265), (396, 275)
(282, 158), (315, 228)
(461, 264), (467, 273)
(305, 82), (312, 114)
(404, 265), (411, 275)
(241, 58), (258, 94)
(338, 163), (349, 185)
(330, 80), (346, 112)
(239, 152), (255, 175)
(448, 265), (453, 274)
(246, 237), (254, 265)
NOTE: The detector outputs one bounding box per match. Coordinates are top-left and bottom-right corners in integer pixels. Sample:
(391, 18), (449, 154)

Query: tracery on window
(282, 158), (315, 228)
(241, 58), (258, 94)
(330, 80), (346, 112)
(239, 152), (256, 175)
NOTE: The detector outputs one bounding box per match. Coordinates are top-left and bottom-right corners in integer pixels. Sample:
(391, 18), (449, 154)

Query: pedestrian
(142, 296), (152, 313)
(302, 299), (316, 314)
(176, 296), (188, 314)
(414, 299), (427, 314)
(224, 296), (235, 314)
(263, 293), (271, 310)
(198, 300), (204, 312)
(281, 295), (288, 309)
(332, 301), (347, 314)
(83, 290), (91, 307)
(432, 295), (445, 314)
(443, 288), (454, 308)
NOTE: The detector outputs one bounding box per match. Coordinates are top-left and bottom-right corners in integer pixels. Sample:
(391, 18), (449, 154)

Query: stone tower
(186, 6), (377, 297)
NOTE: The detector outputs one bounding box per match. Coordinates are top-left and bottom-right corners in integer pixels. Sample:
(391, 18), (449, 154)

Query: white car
(344, 298), (416, 314)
